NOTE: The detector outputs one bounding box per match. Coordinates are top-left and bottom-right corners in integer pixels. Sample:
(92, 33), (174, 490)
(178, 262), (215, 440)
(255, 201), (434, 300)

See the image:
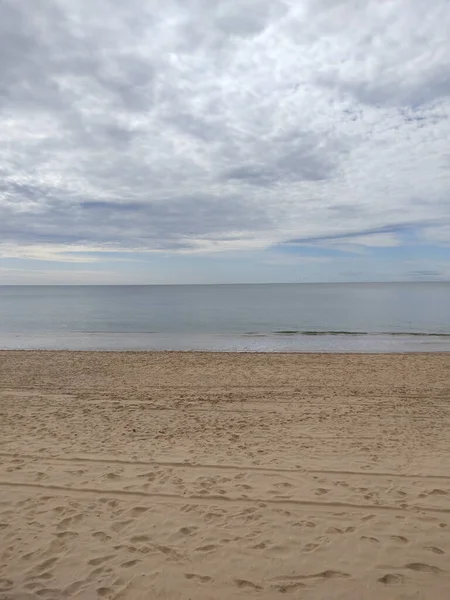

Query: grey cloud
(320, 71), (450, 110)
(0, 194), (270, 249)
(283, 223), (431, 246)
(408, 270), (450, 281)
(222, 129), (340, 186)
(307, 1), (450, 108)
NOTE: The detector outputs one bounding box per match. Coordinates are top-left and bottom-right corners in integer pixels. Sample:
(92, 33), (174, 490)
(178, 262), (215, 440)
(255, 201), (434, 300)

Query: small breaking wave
(270, 330), (450, 337)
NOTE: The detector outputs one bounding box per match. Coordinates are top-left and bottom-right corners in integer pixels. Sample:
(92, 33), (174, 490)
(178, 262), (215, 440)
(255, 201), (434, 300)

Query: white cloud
(0, 243), (101, 262)
(422, 225), (450, 245)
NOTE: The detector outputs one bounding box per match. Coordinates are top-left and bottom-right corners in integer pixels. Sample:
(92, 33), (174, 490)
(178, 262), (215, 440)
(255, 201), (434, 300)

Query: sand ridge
(1, 351), (450, 599)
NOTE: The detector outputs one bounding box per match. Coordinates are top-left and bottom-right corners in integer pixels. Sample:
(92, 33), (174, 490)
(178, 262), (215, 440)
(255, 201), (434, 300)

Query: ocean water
(1, 283), (450, 352)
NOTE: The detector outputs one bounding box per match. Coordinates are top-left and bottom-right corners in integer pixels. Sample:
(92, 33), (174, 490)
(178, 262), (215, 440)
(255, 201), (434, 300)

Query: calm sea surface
(1, 283), (450, 352)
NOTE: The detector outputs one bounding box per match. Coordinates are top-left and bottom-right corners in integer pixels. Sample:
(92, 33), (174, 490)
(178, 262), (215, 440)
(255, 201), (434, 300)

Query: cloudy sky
(1, 0), (450, 284)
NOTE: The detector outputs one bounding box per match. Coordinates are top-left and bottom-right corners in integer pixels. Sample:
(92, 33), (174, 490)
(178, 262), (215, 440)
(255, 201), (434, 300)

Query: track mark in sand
(185, 573), (212, 583)
(2, 480), (450, 515)
(378, 573), (405, 585)
(1, 451), (450, 480)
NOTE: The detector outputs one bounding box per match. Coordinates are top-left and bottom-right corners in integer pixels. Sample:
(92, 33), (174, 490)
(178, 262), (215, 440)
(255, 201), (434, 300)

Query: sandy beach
(1, 351), (450, 599)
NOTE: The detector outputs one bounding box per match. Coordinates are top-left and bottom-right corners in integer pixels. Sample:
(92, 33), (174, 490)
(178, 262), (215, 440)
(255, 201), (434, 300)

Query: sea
(1, 283), (450, 353)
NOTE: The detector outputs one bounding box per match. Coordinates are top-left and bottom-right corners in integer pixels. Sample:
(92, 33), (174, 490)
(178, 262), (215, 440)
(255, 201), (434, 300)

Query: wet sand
(1, 351), (450, 599)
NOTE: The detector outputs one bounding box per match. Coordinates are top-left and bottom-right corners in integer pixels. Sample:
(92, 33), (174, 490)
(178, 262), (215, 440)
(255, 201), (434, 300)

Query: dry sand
(1, 351), (450, 599)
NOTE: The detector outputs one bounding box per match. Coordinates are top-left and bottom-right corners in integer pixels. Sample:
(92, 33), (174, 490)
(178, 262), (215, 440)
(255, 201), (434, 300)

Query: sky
(1, 0), (450, 284)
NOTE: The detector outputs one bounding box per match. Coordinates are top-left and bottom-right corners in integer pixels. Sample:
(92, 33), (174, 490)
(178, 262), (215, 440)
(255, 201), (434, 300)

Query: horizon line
(1, 281), (450, 287)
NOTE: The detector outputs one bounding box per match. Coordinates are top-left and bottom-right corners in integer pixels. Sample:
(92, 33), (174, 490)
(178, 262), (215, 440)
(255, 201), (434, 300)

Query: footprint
(55, 531), (78, 540)
(179, 526), (198, 536)
(316, 571), (350, 579)
(195, 544), (217, 552)
(0, 578), (13, 591)
(34, 557), (58, 572)
(138, 472), (156, 481)
(361, 536), (379, 544)
(22, 553), (35, 561)
(130, 535), (150, 543)
(234, 579), (263, 590)
(130, 507), (148, 517)
(185, 573), (212, 583)
(24, 581), (41, 591)
(315, 488), (329, 495)
(112, 520), (133, 533)
(405, 563), (442, 574)
(424, 546), (445, 555)
(27, 572), (52, 581)
(35, 588), (61, 598)
(327, 527), (344, 534)
(97, 587), (112, 597)
(390, 535), (408, 544)
(90, 566), (112, 578)
(121, 559), (141, 568)
(92, 531), (112, 542)
(57, 517), (72, 530)
(252, 542), (267, 550)
(378, 573), (404, 585)
(64, 581), (84, 595)
(156, 545), (184, 560)
(272, 582), (305, 593)
(303, 543), (319, 552)
(428, 489), (448, 496)
(272, 570), (350, 582)
(88, 555), (114, 567)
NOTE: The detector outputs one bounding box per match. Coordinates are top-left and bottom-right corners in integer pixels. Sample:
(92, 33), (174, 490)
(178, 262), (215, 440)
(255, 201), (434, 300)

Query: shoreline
(3, 324), (450, 355)
(2, 348), (450, 355)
